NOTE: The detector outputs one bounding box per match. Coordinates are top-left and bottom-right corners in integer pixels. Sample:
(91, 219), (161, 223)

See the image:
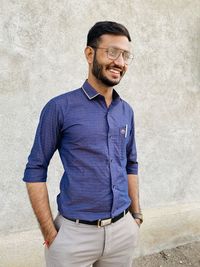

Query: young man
(23, 21), (143, 267)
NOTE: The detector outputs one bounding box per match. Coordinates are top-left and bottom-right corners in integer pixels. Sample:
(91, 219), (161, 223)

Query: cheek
(123, 65), (128, 73)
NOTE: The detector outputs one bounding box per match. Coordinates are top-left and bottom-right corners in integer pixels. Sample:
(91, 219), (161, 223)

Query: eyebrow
(108, 46), (131, 53)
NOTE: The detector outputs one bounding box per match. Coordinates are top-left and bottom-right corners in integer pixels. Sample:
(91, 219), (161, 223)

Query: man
(23, 21), (143, 267)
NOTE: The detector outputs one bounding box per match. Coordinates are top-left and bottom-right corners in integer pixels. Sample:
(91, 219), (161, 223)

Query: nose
(113, 52), (125, 67)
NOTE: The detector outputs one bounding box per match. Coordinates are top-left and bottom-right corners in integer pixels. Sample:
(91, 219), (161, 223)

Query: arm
(26, 182), (57, 247)
(23, 100), (63, 245)
(126, 109), (142, 226)
(128, 174), (142, 226)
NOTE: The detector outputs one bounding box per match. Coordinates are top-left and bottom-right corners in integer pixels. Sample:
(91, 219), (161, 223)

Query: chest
(61, 100), (131, 146)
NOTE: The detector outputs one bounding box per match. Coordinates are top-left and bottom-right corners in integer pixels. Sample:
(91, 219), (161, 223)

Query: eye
(108, 48), (118, 57)
(123, 52), (130, 60)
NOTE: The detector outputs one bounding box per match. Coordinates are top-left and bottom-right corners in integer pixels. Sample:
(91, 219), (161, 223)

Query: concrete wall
(0, 0), (200, 266)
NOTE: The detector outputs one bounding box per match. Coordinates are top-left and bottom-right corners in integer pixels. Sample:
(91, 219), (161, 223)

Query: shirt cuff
(126, 162), (138, 175)
(23, 168), (47, 182)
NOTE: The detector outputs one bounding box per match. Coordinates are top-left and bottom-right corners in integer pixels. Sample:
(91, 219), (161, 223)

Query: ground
(134, 241), (200, 267)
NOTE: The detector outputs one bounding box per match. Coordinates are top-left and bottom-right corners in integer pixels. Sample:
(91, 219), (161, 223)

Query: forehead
(99, 34), (131, 51)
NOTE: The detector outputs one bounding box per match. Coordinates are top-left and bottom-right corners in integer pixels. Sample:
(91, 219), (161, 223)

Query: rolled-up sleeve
(126, 110), (138, 175)
(23, 99), (63, 182)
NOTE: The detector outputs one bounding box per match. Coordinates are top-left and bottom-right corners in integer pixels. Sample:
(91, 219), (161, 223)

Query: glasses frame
(91, 46), (134, 65)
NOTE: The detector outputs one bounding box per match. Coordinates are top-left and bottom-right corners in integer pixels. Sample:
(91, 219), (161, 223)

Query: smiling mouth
(107, 67), (123, 77)
(109, 69), (120, 74)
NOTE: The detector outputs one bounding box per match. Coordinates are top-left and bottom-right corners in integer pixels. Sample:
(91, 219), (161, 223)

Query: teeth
(109, 69), (120, 74)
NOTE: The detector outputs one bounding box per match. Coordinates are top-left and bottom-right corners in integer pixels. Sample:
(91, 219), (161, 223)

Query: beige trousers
(45, 212), (139, 267)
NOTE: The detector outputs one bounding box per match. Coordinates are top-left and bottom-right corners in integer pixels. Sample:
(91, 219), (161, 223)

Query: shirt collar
(82, 80), (100, 100)
(81, 80), (120, 102)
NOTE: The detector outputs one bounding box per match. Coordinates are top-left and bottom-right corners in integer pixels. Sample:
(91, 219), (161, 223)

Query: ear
(84, 46), (95, 64)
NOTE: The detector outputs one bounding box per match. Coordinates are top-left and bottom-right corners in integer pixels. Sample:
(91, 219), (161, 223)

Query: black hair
(87, 21), (131, 47)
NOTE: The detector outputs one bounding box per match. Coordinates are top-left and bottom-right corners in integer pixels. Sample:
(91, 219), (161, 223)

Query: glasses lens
(107, 47), (119, 59)
(107, 47), (133, 64)
(124, 52), (133, 64)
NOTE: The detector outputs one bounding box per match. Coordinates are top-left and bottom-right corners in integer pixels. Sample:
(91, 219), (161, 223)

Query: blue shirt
(23, 80), (138, 221)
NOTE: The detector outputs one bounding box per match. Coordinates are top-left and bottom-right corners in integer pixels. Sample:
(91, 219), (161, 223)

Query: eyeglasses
(91, 46), (134, 65)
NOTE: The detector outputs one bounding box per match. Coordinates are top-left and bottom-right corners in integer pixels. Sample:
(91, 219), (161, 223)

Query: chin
(103, 79), (121, 87)
(109, 77), (121, 85)
(102, 75), (121, 86)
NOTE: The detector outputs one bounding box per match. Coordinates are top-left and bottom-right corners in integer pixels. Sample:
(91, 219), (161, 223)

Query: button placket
(106, 109), (119, 216)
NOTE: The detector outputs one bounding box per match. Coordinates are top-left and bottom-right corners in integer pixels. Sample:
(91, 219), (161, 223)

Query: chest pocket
(118, 125), (129, 160)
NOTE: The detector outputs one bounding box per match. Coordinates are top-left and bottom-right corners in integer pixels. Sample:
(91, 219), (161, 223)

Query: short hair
(87, 21), (131, 47)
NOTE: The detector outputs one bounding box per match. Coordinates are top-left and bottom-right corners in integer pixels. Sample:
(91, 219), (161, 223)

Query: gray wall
(0, 0), (200, 266)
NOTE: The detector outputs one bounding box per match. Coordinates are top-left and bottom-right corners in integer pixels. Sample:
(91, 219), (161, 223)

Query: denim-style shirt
(23, 80), (138, 220)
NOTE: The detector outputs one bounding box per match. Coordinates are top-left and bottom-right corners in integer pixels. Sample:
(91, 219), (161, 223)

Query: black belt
(64, 208), (129, 227)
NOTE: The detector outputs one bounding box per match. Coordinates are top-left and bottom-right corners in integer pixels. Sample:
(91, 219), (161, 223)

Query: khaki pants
(45, 212), (139, 267)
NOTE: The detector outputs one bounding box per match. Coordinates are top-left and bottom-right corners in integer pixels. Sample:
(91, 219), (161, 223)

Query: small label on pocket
(120, 128), (126, 135)
(120, 124), (128, 138)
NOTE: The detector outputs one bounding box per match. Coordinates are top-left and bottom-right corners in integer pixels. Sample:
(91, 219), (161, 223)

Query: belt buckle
(98, 218), (112, 227)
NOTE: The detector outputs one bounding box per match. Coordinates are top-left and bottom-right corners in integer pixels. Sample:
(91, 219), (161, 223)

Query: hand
(44, 230), (57, 248)
(134, 218), (141, 227)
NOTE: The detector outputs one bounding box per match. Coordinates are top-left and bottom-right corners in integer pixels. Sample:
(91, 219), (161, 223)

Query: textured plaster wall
(0, 0), (200, 265)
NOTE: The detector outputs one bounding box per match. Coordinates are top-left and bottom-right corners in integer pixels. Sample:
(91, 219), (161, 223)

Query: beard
(92, 53), (125, 87)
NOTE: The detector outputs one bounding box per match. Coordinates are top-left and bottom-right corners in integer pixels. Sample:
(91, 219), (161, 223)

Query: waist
(63, 208), (129, 227)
